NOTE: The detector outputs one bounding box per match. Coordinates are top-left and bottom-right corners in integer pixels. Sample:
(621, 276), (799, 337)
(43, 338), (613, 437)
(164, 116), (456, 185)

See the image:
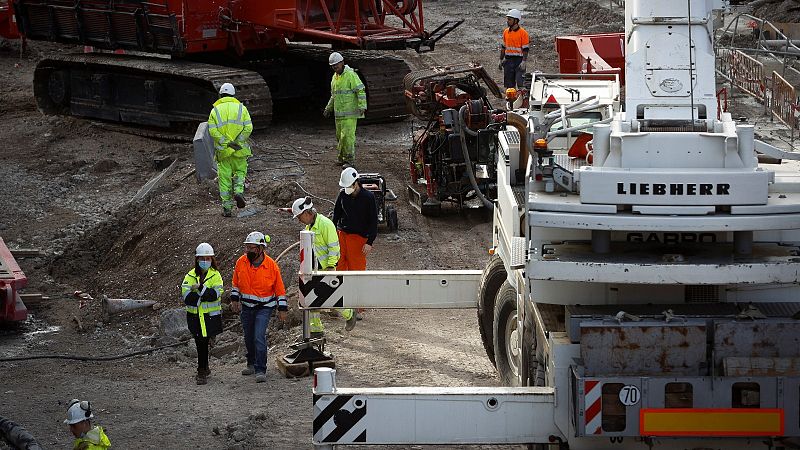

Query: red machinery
(555, 33), (625, 86)
(0, 0), (19, 39)
(7, 0), (461, 127)
(0, 238), (28, 322)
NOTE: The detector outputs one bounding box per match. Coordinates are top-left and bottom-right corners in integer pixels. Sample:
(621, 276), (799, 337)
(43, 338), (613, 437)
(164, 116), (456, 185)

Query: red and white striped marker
(584, 380), (603, 435)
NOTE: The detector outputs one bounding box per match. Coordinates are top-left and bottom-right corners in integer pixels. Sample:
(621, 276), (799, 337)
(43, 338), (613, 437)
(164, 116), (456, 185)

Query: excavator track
(281, 47), (411, 123)
(34, 54), (272, 129)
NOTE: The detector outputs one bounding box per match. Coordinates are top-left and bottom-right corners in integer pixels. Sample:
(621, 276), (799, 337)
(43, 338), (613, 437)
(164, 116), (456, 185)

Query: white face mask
(344, 185), (356, 195)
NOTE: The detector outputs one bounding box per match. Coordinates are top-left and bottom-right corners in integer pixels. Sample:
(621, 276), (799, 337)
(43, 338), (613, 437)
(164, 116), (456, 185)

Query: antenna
(687, 0), (696, 126)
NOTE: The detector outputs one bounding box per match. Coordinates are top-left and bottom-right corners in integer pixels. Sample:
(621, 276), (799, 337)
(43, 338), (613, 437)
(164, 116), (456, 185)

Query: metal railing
(771, 71), (798, 143)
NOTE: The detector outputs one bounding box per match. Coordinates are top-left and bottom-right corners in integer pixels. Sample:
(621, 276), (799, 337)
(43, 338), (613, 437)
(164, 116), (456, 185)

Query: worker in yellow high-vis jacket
(323, 52), (367, 167)
(292, 196), (357, 335)
(208, 82), (253, 217)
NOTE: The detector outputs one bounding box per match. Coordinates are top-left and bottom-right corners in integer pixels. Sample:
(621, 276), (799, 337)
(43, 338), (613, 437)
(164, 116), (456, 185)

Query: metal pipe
(300, 230), (314, 340)
(547, 117), (613, 140)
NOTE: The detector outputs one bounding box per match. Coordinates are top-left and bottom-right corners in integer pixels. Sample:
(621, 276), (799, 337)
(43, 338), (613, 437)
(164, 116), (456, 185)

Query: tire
(386, 205), (398, 232)
(493, 280), (522, 386)
(477, 255), (506, 367)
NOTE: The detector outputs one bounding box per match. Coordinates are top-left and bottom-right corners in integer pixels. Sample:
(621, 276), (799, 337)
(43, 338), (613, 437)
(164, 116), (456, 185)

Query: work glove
(519, 60), (527, 73)
(498, 59), (505, 71)
(217, 147), (235, 159)
(323, 107), (332, 118)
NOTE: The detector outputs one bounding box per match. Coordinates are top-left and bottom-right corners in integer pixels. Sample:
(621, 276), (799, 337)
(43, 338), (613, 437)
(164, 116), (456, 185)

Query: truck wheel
(493, 280), (522, 386)
(386, 205), (398, 232)
(477, 255), (506, 367)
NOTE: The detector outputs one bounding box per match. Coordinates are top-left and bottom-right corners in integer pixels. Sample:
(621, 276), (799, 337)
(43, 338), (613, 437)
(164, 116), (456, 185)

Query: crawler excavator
(5, 0), (461, 128)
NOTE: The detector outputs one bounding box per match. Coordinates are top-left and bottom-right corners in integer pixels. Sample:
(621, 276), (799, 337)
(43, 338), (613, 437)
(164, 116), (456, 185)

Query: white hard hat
(339, 167), (359, 188)
(195, 242), (214, 257)
(244, 231), (270, 247)
(64, 399), (93, 425)
(292, 197), (314, 218)
(219, 83), (235, 96)
(329, 52), (344, 66)
(506, 8), (522, 20)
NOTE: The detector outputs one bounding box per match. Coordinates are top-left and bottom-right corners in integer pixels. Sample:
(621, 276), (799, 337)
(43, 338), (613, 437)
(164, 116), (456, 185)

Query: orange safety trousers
(337, 230), (367, 271)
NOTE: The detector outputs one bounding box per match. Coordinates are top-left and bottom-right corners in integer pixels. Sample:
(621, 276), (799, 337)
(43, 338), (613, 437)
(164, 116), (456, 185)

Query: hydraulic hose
(0, 416), (43, 450)
(0, 241), (302, 363)
(458, 105), (494, 210)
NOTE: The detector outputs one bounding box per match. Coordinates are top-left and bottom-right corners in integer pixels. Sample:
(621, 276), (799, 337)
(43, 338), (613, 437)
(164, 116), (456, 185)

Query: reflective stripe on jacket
(325, 65), (367, 119)
(501, 26), (530, 57)
(231, 254), (287, 310)
(307, 213), (340, 269)
(73, 426), (111, 450)
(181, 267), (224, 337)
(208, 96), (253, 160)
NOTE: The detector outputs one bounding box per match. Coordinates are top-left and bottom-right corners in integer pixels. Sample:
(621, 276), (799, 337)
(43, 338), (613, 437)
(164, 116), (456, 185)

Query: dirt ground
(2, 1), (795, 449)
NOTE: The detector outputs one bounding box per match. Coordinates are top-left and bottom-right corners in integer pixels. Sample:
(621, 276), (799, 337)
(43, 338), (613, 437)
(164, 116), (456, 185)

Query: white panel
(530, 210), (800, 231)
(299, 270), (482, 309)
(313, 388), (558, 445)
(578, 167), (770, 205)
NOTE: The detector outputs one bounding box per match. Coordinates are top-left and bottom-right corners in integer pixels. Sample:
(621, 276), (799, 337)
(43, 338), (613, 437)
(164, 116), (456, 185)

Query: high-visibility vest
(208, 96), (253, 160)
(306, 213), (340, 269)
(502, 26), (530, 57)
(181, 267), (223, 337)
(325, 65), (367, 119)
(231, 255), (288, 310)
(72, 426), (111, 450)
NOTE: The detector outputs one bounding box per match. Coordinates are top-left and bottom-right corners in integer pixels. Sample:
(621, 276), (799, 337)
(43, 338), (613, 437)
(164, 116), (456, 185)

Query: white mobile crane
(302, 0), (800, 447)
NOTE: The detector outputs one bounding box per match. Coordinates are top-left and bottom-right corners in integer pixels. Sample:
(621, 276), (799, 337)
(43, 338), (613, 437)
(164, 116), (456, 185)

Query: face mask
(345, 186), (356, 195)
(246, 251), (260, 262)
(198, 260), (212, 271)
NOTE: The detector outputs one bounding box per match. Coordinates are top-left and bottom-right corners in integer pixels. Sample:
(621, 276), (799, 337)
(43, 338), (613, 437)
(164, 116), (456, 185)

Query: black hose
(457, 105), (494, 210)
(0, 416), (43, 450)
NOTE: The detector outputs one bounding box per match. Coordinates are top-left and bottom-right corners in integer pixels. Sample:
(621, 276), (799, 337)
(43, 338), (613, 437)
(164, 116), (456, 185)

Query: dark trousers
(503, 56), (525, 89)
(194, 336), (209, 371)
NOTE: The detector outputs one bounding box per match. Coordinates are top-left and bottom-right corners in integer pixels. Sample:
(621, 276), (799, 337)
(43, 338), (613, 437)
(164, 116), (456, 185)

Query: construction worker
(181, 242), (224, 385)
(323, 52), (367, 167)
(292, 197), (357, 334)
(333, 168), (377, 320)
(230, 231), (287, 383)
(208, 82), (253, 217)
(498, 9), (530, 90)
(64, 399), (111, 450)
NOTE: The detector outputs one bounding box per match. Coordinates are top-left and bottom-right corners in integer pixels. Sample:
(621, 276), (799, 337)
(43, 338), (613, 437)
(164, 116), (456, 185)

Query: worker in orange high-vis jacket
(333, 167), (377, 319)
(230, 231), (287, 383)
(498, 8), (530, 90)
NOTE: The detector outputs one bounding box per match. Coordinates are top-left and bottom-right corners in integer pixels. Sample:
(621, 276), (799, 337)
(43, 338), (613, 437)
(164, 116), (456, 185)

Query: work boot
(200, 367), (211, 377)
(222, 208), (232, 217)
(195, 372), (207, 385)
(345, 314), (357, 331)
(234, 194), (246, 209)
(255, 373), (267, 383)
(241, 365), (255, 376)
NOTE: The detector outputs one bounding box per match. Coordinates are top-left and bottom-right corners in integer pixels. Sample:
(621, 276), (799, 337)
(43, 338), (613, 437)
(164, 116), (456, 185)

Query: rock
(210, 342), (239, 358)
(212, 426), (220, 435)
(232, 430), (246, 442)
(159, 308), (189, 338)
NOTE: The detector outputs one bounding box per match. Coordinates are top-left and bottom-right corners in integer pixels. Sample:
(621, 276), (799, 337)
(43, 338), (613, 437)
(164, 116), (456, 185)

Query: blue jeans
(240, 306), (273, 374)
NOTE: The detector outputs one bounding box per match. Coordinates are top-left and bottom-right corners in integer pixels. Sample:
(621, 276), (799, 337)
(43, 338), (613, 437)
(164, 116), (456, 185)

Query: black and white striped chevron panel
(299, 275), (344, 308)
(313, 394), (367, 443)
